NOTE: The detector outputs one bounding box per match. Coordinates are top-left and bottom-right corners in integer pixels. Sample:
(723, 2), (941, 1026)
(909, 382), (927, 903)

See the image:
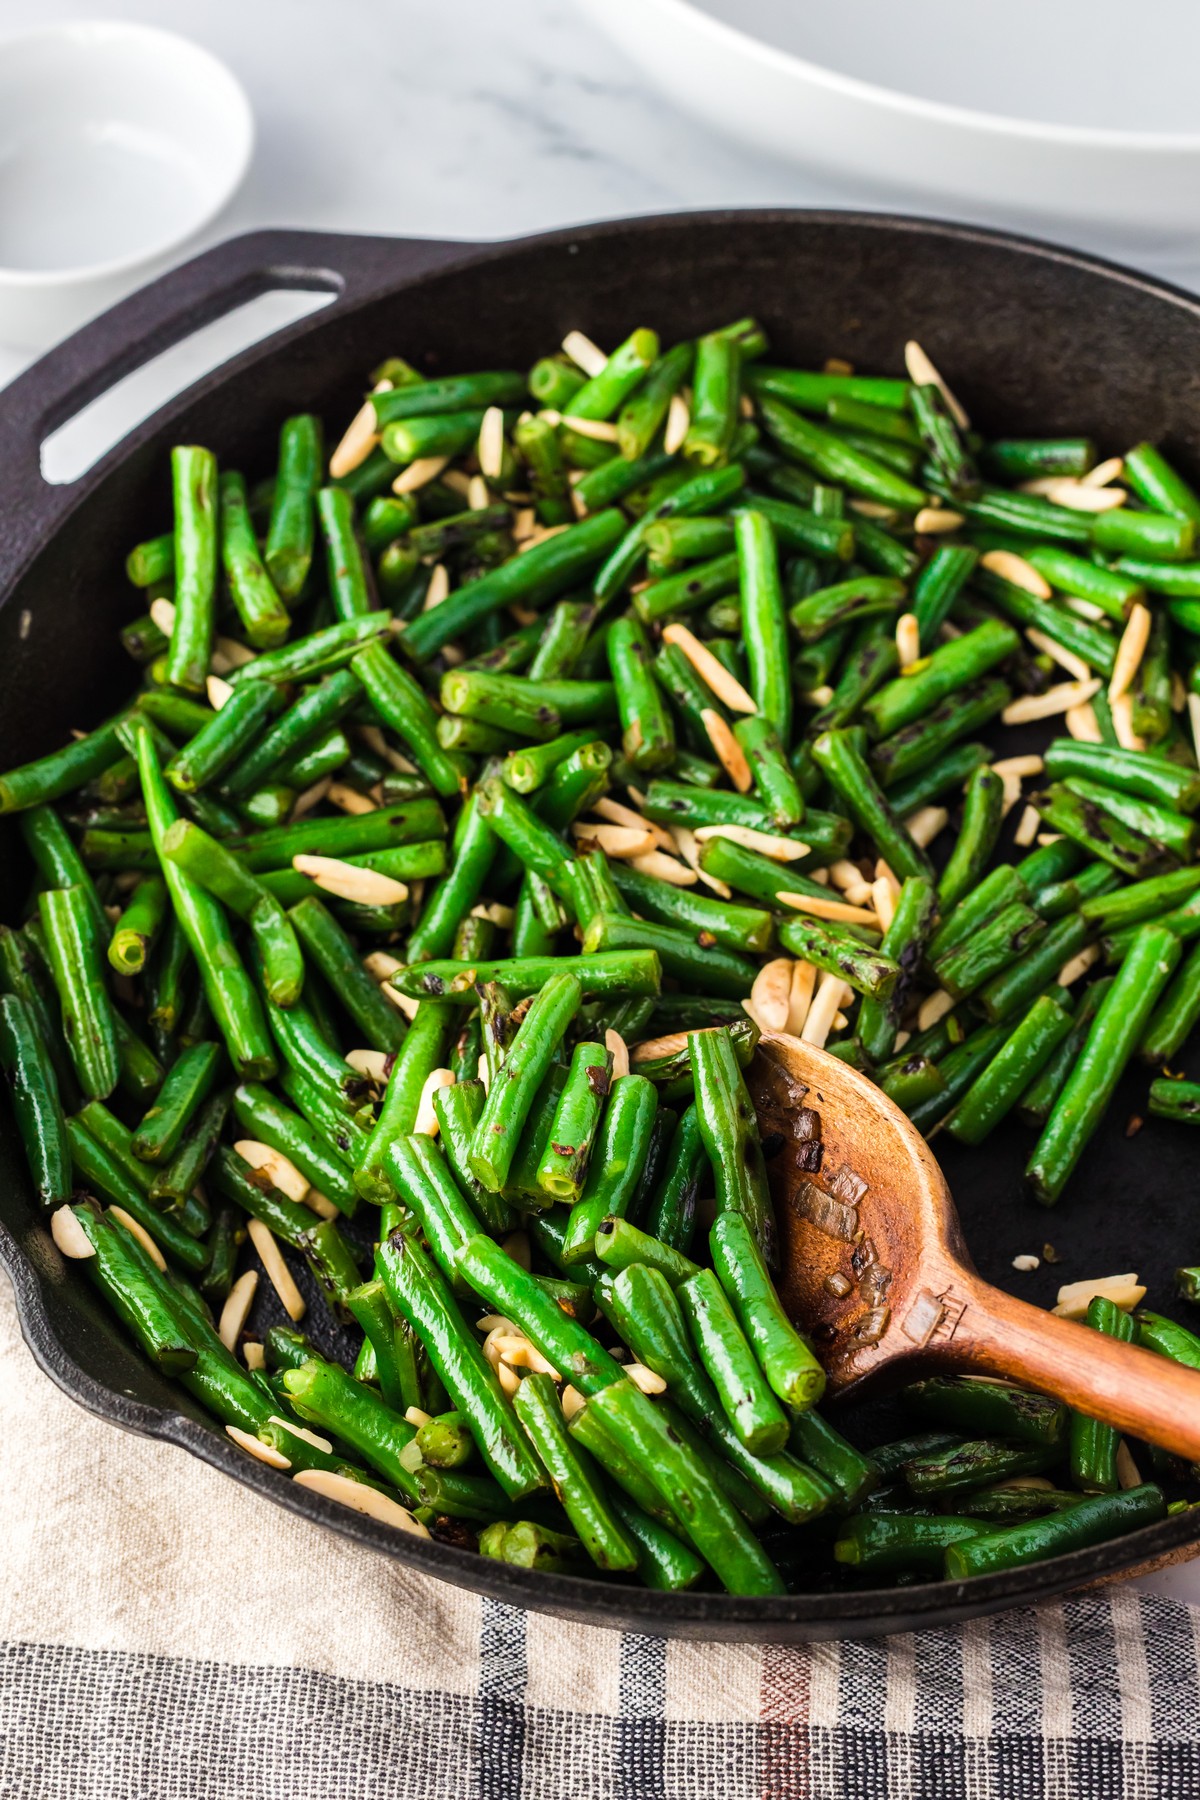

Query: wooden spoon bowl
(750, 1033), (1200, 1460)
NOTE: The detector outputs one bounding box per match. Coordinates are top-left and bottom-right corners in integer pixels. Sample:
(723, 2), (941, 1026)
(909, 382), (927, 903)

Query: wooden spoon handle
(947, 1271), (1200, 1461)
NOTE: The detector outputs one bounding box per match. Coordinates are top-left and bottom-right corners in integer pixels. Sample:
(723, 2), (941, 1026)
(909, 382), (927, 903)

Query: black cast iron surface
(2, 212), (1200, 1642)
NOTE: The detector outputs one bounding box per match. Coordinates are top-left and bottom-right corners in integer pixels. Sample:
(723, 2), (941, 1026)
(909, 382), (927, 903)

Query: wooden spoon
(749, 1032), (1200, 1460)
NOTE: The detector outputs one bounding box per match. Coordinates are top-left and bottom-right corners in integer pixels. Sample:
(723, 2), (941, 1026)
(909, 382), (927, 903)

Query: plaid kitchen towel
(1, 1276), (1198, 1800)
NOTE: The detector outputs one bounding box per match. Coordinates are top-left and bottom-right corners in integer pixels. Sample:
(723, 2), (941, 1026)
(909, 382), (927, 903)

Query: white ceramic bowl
(580, 0), (1200, 248)
(0, 21), (253, 348)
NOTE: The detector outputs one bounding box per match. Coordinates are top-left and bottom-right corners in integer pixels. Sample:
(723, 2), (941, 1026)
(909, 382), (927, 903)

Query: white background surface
(0, 0), (1198, 1604)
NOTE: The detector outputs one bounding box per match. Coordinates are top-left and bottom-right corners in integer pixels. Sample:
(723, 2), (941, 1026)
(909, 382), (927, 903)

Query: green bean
(835, 1514), (985, 1575)
(66, 1118), (208, 1271)
(682, 330), (739, 467)
(867, 621), (1020, 739)
(811, 728), (932, 883)
(165, 684), (282, 797)
(20, 803), (108, 938)
(689, 1024), (775, 1261)
(534, 1039), (610, 1202)
(1066, 1296), (1135, 1493)
(734, 510), (791, 742)
(777, 915), (899, 1000)
(856, 877), (936, 1066)
(749, 366), (909, 414)
(944, 1486), (1165, 1580)
(464, 972), (579, 1192)
(264, 414), (322, 600)
(165, 446), (218, 692)
(1093, 507), (1194, 561)
(151, 1087), (231, 1210)
(354, 1001), (451, 1201)
(642, 1104), (706, 1252)
(709, 1210), (824, 1411)
(218, 470), (290, 647)
(232, 611), (392, 686)
(758, 394), (925, 510)
(0, 992), (70, 1204)
(1036, 783), (1176, 880)
(786, 1410), (879, 1509)
(392, 950), (660, 1005)
(552, 1070), (656, 1261)
(607, 861), (773, 956)
(286, 895), (405, 1052)
(581, 911), (757, 1000)
(871, 678), (1012, 789)
(231, 1082), (358, 1213)
(0, 716), (130, 814)
(231, 796), (446, 873)
(106, 873), (167, 977)
(511, 1373), (637, 1571)
(902, 1375), (1066, 1448)
(946, 993), (1075, 1146)
(351, 638), (466, 799)
(131, 1040), (222, 1164)
(38, 885), (120, 1100)
(607, 616), (675, 771)
(731, 713), (803, 828)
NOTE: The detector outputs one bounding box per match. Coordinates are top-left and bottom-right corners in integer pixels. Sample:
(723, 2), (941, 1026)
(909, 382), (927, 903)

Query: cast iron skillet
(2, 211), (1200, 1642)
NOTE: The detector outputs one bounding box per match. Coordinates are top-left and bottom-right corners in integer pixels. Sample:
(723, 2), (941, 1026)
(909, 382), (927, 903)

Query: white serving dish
(580, 0), (1200, 248)
(0, 20), (253, 348)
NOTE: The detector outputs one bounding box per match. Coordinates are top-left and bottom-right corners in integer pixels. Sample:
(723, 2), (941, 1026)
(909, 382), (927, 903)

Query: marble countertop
(1, 0), (1197, 1605)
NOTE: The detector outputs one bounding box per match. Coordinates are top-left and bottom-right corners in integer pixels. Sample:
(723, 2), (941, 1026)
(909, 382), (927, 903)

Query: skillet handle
(0, 227), (478, 598)
(942, 1268), (1200, 1462)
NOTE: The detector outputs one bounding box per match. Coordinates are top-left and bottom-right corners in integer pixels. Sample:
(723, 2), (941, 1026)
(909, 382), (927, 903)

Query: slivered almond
(493, 1333), (560, 1377)
(422, 563), (450, 610)
(569, 821), (655, 857)
(1026, 630), (1091, 679)
(327, 781), (377, 815)
(1109, 691), (1146, 751)
(849, 501), (896, 522)
(980, 550), (1052, 597)
(478, 406), (506, 480)
(477, 1053), (490, 1094)
(1041, 479), (1126, 512)
(405, 1406), (433, 1427)
(992, 754), (1044, 779)
(895, 612), (921, 667)
(1172, 670), (1188, 713)
(671, 824), (732, 897)
(1013, 804), (1040, 848)
(1066, 596), (1107, 621)
(1002, 679), (1101, 724)
(364, 950), (404, 981)
(51, 1207), (95, 1260)
(270, 1416), (332, 1454)
(292, 1468), (430, 1537)
(801, 685), (835, 706)
(604, 1029), (630, 1081)
(108, 1206), (167, 1271)
(562, 415), (619, 442)
(625, 1363), (667, 1395)
(440, 467), (473, 498)
(918, 989), (954, 1031)
(829, 859), (865, 892)
(801, 973), (852, 1049)
(905, 806), (949, 848)
(664, 392), (690, 455)
(661, 623), (756, 712)
(471, 902), (516, 928)
(219, 1270), (258, 1352)
(149, 596), (176, 635)
(345, 1048), (390, 1082)
(211, 636), (256, 673)
(786, 960), (817, 1035)
(292, 777), (332, 819)
(414, 1068), (455, 1135)
(750, 958), (794, 1033)
(693, 824), (808, 862)
(329, 380), (390, 479)
(468, 474), (491, 510)
(1066, 701), (1103, 743)
(913, 507), (964, 534)
(304, 1192), (340, 1221)
(1116, 1440), (1143, 1490)
(206, 675), (234, 710)
(248, 1218), (306, 1322)
(1189, 694), (1200, 767)
(905, 340), (969, 428)
(227, 1425), (291, 1469)
(392, 455), (449, 494)
(562, 330), (607, 376)
(874, 858), (901, 894)
(1053, 1274), (1145, 1319)
(871, 878), (896, 931)
(1058, 945), (1101, 987)
(630, 1030), (690, 1063)
(1083, 456), (1125, 488)
(293, 853), (408, 906)
(561, 1384), (586, 1420)
(843, 880), (876, 907)
(517, 523), (570, 554)
(381, 983), (421, 1020)
(702, 709), (753, 791)
(777, 892), (881, 926)
(1109, 601), (1152, 701)
(243, 1342), (266, 1372)
(235, 1140), (310, 1204)
(628, 849), (697, 886)
(592, 796), (675, 852)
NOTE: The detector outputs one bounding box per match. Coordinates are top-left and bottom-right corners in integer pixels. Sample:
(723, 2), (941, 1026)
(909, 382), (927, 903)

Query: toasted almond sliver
(227, 1424), (291, 1470)
(414, 1068), (455, 1136)
(664, 392), (690, 456)
(777, 892), (881, 927)
(468, 473), (491, 511)
(149, 596), (176, 635)
(270, 1416), (332, 1455)
(569, 821), (655, 858)
(1189, 694), (1200, 769)
(630, 1030), (690, 1063)
(304, 1191), (340, 1221)
(1109, 690), (1147, 752)
(671, 824), (732, 897)
(913, 507), (964, 535)
(1013, 804), (1040, 848)
(628, 849), (697, 886)
(843, 880), (876, 907)
(345, 1047), (390, 1082)
(1109, 601), (1152, 702)
(702, 709), (753, 792)
(293, 853), (408, 907)
(1058, 945), (1101, 987)
(918, 989), (955, 1031)
(1066, 596), (1107, 622)
(905, 805), (950, 848)
(292, 776), (332, 820)
(212, 636), (256, 673)
(895, 612), (921, 668)
(661, 622), (757, 713)
(800, 972), (852, 1049)
(1025, 628), (1091, 683)
(381, 982), (421, 1020)
(561, 415), (619, 443)
(625, 1363), (668, 1396)
(1042, 479), (1127, 512)
(871, 877), (897, 931)
(992, 754), (1044, 779)
(693, 823), (808, 862)
(247, 1218), (306, 1323)
(1116, 1439), (1143, 1490)
(562, 329), (607, 376)
(849, 500), (896, 522)
(244, 1341), (266, 1371)
(828, 859), (864, 892)
(592, 796), (675, 852)
(786, 960), (817, 1035)
(206, 674), (234, 710)
(478, 405), (506, 481)
(392, 455), (449, 495)
(326, 781), (377, 815)
(605, 1028), (630, 1081)
(406, 1405), (433, 1427)
(471, 901), (516, 929)
(751, 958), (794, 1034)
(51, 1206), (96, 1260)
(364, 950), (404, 982)
(1053, 1274), (1145, 1319)
(1066, 702), (1103, 744)
(219, 1270), (258, 1353)
(293, 1468), (430, 1537)
(1002, 678), (1101, 725)
(905, 339), (969, 428)
(561, 1384), (586, 1420)
(108, 1206), (167, 1272)
(422, 563), (451, 611)
(980, 550), (1052, 597)
(234, 1140), (310, 1204)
